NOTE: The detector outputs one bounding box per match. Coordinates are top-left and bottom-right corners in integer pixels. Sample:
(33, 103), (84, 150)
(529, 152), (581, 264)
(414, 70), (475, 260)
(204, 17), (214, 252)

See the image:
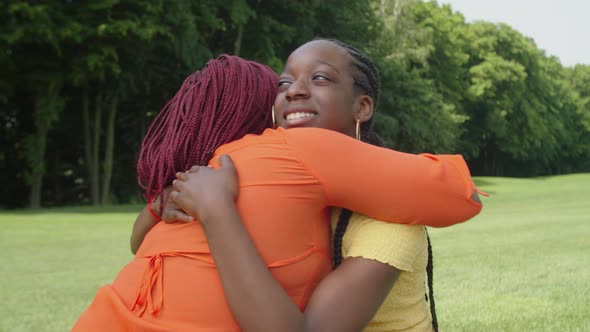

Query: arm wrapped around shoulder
(343, 151), (483, 228)
(284, 128), (483, 228)
(415, 153), (482, 227)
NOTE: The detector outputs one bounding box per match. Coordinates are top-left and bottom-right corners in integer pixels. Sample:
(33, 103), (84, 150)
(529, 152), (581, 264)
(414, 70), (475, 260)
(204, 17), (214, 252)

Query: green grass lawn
(1, 174), (589, 331)
(430, 174), (590, 331)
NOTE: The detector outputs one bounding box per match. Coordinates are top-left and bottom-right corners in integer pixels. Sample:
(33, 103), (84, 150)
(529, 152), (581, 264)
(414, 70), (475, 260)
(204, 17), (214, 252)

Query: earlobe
(356, 95), (374, 123)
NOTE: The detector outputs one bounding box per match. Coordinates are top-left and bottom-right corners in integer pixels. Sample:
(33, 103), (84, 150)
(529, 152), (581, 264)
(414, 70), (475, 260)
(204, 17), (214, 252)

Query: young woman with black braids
(163, 39), (484, 332)
(73, 46), (482, 331)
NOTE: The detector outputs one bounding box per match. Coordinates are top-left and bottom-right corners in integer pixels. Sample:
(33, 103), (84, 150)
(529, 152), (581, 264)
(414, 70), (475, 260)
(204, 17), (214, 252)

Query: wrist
(147, 196), (162, 222)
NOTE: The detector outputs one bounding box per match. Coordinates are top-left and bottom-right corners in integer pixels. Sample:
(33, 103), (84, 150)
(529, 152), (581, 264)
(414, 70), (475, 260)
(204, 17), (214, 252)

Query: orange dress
(72, 127), (481, 332)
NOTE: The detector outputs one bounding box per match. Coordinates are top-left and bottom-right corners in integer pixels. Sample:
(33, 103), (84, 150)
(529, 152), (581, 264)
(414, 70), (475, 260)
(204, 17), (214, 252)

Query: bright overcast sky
(437, 0), (590, 67)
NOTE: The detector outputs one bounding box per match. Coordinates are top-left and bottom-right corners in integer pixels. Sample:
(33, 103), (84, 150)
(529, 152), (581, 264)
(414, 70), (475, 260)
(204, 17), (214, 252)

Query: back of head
(137, 55), (278, 200)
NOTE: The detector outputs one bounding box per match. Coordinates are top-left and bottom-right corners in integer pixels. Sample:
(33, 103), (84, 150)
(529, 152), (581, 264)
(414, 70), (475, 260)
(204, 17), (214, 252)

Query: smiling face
(274, 40), (369, 137)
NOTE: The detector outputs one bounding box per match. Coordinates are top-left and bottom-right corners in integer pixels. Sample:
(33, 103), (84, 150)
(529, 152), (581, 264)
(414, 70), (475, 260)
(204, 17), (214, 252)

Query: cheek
(322, 106), (355, 132)
(273, 93), (284, 108)
(328, 97), (356, 121)
(323, 88), (353, 107)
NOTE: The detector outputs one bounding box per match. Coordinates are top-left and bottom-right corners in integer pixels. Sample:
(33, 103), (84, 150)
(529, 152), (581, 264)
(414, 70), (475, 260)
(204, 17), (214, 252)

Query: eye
(278, 79), (292, 88)
(312, 74), (329, 81)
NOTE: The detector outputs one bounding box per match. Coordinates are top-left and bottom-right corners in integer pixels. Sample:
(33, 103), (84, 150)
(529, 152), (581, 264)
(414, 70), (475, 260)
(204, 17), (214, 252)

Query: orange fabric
(72, 127), (481, 331)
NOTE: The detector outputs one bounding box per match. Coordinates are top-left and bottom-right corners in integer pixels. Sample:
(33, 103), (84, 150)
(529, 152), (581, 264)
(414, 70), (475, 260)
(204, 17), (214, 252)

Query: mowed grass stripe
(1, 174), (588, 331)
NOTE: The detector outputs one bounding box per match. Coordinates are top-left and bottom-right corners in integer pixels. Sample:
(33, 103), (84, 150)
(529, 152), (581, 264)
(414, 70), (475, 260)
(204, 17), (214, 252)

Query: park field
(1, 174), (588, 331)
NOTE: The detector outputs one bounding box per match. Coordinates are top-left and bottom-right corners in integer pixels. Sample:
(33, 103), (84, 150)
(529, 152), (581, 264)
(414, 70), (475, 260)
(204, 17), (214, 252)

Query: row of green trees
(1, 0), (589, 208)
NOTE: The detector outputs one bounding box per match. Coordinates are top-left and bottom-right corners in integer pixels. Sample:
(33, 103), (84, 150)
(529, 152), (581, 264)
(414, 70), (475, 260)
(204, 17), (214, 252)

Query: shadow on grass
(473, 178), (496, 187)
(0, 204), (145, 215)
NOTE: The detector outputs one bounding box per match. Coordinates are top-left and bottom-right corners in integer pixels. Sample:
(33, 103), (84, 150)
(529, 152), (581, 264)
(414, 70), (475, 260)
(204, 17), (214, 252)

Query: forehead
(284, 41), (352, 72)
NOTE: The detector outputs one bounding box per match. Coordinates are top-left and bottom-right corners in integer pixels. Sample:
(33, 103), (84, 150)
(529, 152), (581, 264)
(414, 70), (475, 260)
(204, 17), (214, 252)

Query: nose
(285, 79), (310, 101)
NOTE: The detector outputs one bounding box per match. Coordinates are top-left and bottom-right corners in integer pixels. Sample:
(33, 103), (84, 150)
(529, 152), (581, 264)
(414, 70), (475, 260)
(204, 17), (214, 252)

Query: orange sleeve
(282, 127), (482, 227)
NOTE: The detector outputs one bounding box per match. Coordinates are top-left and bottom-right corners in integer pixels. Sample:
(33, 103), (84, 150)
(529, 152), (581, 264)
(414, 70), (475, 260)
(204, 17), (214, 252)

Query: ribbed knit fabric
(331, 210), (434, 332)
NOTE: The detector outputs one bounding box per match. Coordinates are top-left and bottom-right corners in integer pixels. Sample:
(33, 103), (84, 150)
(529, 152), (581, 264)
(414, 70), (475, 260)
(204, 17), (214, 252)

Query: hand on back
(170, 154), (238, 224)
(148, 186), (193, 223)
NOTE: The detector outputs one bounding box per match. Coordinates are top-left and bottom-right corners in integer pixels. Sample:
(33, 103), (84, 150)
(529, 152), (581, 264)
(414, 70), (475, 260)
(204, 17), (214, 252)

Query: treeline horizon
(1, 0), (589, 208)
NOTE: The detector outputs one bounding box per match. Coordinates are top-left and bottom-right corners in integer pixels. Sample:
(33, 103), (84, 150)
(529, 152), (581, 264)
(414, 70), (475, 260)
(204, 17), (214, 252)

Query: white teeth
(286, 112), (316, 121)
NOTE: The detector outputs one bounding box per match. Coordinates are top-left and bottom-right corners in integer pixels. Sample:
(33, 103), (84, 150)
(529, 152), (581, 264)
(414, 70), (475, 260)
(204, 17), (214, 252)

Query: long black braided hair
(320, 38), (439, 332)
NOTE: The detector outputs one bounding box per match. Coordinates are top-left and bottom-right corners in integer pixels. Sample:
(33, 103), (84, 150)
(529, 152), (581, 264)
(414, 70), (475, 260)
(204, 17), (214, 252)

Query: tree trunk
(92, 93), (103, 205)
(392, 0), (401, 18)
(100, 94), (118, 205)
(82, 87), (92, 201)
(83, 88), (103, 205)
(28, 123), (48, 209)
(234, 24), (244, 56)
(27, 82), (63, 208)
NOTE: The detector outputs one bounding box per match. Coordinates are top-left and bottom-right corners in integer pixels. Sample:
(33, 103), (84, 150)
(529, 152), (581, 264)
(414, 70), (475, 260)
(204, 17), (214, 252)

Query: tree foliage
(1, 0), (588, 208)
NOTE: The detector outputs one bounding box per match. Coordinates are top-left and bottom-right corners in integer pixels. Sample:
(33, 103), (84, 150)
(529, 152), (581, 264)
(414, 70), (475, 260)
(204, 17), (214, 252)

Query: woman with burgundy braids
(73, 49), (481, 331)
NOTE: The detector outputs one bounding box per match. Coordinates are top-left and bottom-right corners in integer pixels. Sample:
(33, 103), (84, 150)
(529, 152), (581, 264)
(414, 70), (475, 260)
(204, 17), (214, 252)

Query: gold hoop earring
(272, 106), (277, 128)
(356, 118), (361, 141)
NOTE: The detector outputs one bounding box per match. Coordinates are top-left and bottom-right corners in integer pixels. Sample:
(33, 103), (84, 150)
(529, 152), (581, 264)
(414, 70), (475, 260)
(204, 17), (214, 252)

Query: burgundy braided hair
(137, 55), (278, 202)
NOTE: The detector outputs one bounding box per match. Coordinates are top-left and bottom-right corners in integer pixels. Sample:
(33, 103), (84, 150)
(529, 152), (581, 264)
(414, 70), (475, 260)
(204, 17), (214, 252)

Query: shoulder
(213, 127), (345, 154)
(212, 128), (287, 158)
(281, 127), (357, 146)
(331, 210), (427, 272)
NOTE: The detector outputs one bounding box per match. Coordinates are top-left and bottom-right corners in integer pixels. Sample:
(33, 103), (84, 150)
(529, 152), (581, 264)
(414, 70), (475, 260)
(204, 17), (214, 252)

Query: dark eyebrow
(315, 60), (341, 74)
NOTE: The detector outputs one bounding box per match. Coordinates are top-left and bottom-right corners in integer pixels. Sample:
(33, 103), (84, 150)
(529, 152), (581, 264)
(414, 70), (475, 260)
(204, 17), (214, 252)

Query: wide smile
(283, 110), (318, 128)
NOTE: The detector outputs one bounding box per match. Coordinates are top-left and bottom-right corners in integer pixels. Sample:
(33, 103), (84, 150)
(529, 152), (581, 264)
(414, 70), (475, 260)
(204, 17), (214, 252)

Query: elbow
(426, 195), (483, 228)
(448, 196), (483, 227)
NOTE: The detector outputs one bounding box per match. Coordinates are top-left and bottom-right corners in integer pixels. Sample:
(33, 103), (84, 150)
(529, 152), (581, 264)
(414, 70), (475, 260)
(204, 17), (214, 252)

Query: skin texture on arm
(129, 187), (193, 254)
(304, 257), (400, 332)
(170, 155), (401, 332)
(130, 206), (159, 255)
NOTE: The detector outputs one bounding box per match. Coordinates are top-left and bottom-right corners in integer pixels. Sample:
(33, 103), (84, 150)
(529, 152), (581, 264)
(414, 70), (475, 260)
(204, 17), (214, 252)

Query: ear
(355, 95), (374, 123)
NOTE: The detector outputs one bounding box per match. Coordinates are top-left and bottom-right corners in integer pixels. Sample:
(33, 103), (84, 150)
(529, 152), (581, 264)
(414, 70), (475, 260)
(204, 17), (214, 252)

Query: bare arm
(199, 201), (309, 331)
(129, 187), (194, 254)
(303, 257), (399, 332)
(130, 206), (159, 254)
(200, 203), (398, 332)
(171, 155), (400, 332)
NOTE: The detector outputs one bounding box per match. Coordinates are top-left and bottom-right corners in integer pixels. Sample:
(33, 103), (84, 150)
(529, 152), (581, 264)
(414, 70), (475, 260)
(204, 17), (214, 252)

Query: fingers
(176, 210), (194, 222)
(163, 185), (174, 193)
(172, 179), (183, 191)
(169, 189), (179, 201)
(166, 209), (194, 223)
(183, 162), (217, 175)
(174, 165), (204, 189)
(218, 154), (234, 169)
(163, 191), (194, 223)
(176, 172), (188, 181)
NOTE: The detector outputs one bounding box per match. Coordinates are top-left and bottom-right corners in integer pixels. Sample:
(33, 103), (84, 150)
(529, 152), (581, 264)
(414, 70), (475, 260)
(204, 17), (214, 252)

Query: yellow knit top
(331, 210), (434, 332)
